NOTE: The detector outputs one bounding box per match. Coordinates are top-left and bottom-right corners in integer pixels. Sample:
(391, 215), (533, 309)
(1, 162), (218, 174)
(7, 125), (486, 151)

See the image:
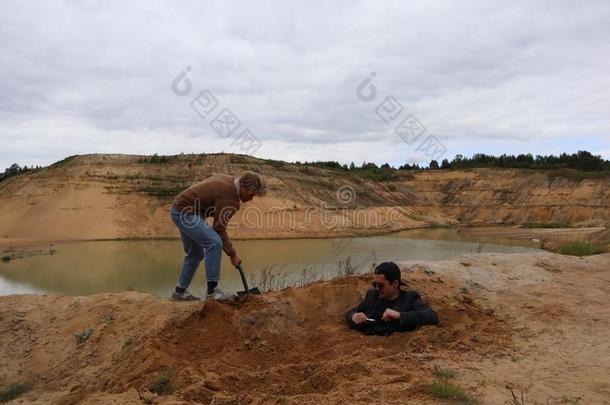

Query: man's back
(173, 174), (241, 257)
(173, 174), (240, 217)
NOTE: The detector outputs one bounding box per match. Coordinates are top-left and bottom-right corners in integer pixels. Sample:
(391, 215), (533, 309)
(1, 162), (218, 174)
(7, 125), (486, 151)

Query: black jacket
(346, 289), (438, 335)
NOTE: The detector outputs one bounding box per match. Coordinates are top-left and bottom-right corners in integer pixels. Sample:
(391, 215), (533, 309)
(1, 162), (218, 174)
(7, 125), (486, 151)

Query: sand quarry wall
(0, 154), (608, 241)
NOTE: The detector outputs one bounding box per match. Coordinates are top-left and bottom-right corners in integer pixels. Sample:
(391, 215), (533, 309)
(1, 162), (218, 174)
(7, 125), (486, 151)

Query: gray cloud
(1, 0), (609, 170)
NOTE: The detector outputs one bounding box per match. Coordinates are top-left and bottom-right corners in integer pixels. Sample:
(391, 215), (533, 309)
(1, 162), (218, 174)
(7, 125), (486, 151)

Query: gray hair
(238, 171), (267, 196)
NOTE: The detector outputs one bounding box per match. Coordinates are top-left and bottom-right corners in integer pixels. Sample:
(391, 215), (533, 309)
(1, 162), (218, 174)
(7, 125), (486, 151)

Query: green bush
(303, 161), (344, 170)
(429, 379), (472, 401)
(150, 154), (169, 164)
(138, 154), (170, 164)
(352, 167), (397, 182)
(73, 328), (94, 345)
(558, 241), (605, 256)
(123, 336), (135, 348)
(150, 367), (176, 395)
(0, 379), (30, 403)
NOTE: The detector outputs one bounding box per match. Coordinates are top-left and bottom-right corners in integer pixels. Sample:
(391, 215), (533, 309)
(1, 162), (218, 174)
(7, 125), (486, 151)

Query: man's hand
(351, 312), (368, 325)
(231, 253), (242, 267)
(381, 308), (401, 322)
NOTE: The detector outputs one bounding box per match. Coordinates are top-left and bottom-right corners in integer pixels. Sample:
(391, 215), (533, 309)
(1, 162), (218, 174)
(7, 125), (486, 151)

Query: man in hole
(346, 262), (438, 335)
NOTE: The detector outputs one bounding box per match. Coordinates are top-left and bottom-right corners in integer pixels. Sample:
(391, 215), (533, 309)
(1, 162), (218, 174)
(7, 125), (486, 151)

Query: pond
(0, 228), (539, 297)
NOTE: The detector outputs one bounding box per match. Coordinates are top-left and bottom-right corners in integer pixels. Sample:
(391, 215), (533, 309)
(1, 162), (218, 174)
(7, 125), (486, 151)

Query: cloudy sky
(1, 0), (609, 170)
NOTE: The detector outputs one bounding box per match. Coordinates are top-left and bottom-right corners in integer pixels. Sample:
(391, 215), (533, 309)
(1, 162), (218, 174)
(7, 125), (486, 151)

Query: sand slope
(1, 252), (608, 404)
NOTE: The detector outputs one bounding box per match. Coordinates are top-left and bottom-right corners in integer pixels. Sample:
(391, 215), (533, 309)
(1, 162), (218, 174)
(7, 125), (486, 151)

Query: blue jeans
(171, 207), (223, 288)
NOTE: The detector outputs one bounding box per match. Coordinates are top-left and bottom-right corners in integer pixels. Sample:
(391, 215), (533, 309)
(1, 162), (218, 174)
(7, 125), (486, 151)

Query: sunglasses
(371, 281), (388, 289)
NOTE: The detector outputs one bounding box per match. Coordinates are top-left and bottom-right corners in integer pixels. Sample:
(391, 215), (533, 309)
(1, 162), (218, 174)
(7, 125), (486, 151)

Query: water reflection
(0, 229), (538, 297)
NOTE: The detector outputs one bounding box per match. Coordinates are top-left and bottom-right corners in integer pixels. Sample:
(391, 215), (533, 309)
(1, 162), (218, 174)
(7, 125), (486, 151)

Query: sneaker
(206, 286), (235, 302)
(171, 290), (201, 301)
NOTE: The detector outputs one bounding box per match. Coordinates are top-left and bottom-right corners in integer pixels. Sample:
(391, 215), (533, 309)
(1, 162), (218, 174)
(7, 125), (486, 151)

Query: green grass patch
(429, 223), (454, 229)
(428, 379), (478, 404)
(547, 169), (610, 182)
(0, 379), (30, 403)
(507, 389), (583, 404)
(427, 365), (479, 404)
(521, 222), (571, 229)
(150, 367), (176, 395)
(73, 328), (94, 345)
(558, 241), (605, 256)
(137, 184), (188, 197)
(50, 155), (78, 167)
(123, 335), (135, 348)
(432, 365), (457, 380)
(265, 159), (286, 169)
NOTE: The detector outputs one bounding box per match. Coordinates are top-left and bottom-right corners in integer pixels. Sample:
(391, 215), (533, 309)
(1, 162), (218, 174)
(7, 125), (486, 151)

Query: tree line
(429, 151), (609, 171)
(301, 150), (610, 172)
(2, 150), (608, 184)
(0, 164), (42, 182)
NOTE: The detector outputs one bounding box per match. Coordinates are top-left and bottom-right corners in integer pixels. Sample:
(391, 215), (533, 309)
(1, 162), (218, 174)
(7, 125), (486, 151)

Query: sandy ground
(1, 252), (609, 404)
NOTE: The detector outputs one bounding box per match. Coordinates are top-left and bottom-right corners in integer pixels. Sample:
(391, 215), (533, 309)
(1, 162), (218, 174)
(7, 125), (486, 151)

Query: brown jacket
(173, 174), (240, 257)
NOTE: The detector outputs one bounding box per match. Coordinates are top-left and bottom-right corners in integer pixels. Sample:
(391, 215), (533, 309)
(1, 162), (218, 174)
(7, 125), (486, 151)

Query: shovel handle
(236, 264), (250, 292)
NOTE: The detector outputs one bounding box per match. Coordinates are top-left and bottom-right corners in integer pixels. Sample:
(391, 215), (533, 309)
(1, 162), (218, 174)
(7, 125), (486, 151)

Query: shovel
(235, 263), (261, 298)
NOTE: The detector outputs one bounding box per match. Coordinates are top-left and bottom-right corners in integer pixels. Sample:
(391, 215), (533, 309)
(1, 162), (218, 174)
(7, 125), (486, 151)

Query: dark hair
(374, 262), (406, 286)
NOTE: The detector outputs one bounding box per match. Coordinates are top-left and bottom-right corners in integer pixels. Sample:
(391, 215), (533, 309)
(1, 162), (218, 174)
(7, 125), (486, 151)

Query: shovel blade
(236, 287), (262, 298)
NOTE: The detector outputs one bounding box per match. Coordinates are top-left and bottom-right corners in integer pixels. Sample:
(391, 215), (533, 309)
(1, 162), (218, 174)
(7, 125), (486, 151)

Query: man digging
(170, 171), (267, 301)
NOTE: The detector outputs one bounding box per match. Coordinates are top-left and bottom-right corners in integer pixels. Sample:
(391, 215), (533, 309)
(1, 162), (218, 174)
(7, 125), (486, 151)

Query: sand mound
(1, 252), (609, 404)
(0, 272), (505, 404)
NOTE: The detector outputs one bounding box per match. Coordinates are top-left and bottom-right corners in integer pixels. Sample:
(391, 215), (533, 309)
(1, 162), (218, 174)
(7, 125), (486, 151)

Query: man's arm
(346, 289), (375, 328)
(212, 200), (238, 257)
(396, 293), (438, 331)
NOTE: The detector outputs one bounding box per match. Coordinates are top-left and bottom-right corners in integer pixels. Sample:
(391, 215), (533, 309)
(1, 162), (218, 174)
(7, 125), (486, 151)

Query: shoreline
(0, 225), (605, 249)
